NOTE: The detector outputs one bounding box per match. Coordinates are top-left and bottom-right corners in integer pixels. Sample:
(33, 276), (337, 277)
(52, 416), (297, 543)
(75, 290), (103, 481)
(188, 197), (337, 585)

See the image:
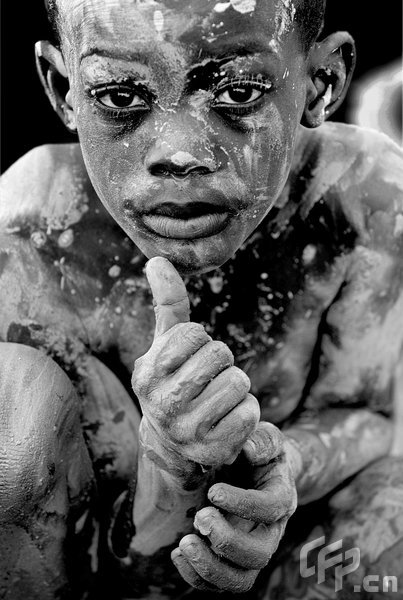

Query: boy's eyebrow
(201, 36), (281, 61)
(80, 46), (153, 64)
(80, 35), (280, 65)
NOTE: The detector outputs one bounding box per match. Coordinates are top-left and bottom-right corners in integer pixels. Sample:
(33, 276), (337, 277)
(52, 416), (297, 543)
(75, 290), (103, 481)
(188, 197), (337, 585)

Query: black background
(1, 1), (402, 173)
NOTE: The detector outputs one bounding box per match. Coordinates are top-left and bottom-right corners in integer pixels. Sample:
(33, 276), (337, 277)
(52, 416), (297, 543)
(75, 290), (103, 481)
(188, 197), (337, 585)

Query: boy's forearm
(283, 409), (392, 505)
(132, 429), (214, 553)
(110, 422), (214, 597)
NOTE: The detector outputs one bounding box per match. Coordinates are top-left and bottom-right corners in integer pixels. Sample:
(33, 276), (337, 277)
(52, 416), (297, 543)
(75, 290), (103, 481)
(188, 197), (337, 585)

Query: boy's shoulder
(295, 121), (403, 182)
(0, 144), (153, 370)
(286, 122), (403, 252)
(0, 143), (98, 231)
(293, 122), (403, 217)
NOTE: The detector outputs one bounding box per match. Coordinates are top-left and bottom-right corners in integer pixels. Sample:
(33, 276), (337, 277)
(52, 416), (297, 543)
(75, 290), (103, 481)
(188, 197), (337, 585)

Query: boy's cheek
(75, 99), (295, 270)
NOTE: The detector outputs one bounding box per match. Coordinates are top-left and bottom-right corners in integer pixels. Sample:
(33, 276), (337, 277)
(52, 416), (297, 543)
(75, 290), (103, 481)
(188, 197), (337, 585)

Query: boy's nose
(145, 142), (218, 179)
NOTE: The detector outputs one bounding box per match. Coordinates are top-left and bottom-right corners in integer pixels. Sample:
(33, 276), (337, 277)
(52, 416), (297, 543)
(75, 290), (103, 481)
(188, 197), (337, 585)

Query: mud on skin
(48, 0), (311, 275)
(1, 0), (403, 598)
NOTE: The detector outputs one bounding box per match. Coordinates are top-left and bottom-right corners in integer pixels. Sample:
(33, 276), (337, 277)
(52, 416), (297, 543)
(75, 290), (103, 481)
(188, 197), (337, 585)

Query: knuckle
(175, 322), (208, 345)
(227, 366), (251, 393)
(132, 358), (159, 400)
(171, 417), (194, 444)
(213, 535), (231, 556)
(270, 500), (285, 520)
(208, 341), (234, 365)
(253, 548), (272, 569)
(240, 396), (260, 428)
(257, 549), (272, 569)
(195, 507), (218, 525)
(131, 368), (140, 391)
(131, 370), (149, 398)
(248, 421), (284, 462)
(133, 353), (145, 372)
(287, 487), (298, 516)
(233, 572), (259, 593)
(132, 357), (148, 389)
(263, 422), (284, 452)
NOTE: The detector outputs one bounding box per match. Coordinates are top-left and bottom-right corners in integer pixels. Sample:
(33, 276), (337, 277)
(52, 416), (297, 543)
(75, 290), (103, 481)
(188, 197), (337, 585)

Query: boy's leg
(0, 343), (95, 600)
(261, 457), (403, 599)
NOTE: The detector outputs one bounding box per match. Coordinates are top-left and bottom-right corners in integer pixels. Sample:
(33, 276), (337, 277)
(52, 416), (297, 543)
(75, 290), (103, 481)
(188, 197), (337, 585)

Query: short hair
(44, 0), (61, 45)
(44, 0), (326, 52)
(295, 0), (327, 52)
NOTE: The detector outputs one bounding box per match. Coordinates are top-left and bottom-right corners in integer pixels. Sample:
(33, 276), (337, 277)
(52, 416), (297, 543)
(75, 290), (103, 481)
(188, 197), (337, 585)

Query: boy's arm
(284, 130), (403, 502)
(171, 420), (298, 593)
(110, 257), (266, 596)
(284, 408), (393, 505)
(170, 408), (393, 593)
(173, 134), (403, 591)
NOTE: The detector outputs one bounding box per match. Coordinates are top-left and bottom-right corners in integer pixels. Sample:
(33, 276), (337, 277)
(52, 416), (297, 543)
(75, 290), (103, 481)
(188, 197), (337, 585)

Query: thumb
(145, 257), (190, 339)
(242, 421), (283, 466)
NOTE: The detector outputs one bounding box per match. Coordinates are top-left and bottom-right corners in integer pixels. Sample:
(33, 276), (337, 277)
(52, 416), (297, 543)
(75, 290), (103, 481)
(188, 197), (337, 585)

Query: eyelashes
(87, 74), (273, 117)
(89, 83), (152, 115)
(213, 76), (272, 113)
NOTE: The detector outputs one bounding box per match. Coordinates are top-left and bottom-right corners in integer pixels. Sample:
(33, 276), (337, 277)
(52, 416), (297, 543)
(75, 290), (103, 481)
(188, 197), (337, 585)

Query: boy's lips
(142, 210), (230, 239)
(134, 191), (239, 239)
(142, 202), (231, 239)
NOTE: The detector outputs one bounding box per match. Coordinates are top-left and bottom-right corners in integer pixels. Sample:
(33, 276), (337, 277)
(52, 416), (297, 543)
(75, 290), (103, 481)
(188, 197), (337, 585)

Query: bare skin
(1, 0), (403, 597)
(129, 257), (297, 593)
(36, 0), (353, 274)
(133, 257), (260, 473)
(1, 122), (403, 597)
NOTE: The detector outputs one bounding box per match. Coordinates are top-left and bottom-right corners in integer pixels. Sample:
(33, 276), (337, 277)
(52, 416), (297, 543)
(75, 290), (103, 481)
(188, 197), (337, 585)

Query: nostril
(187, 166), (213, 176)
(148, 162), (213, 178)
(149, 163), (171, 177)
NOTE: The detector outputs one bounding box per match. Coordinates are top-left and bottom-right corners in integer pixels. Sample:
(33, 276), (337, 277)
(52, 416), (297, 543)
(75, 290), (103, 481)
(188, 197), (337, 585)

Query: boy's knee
(0, 343), (82, 520)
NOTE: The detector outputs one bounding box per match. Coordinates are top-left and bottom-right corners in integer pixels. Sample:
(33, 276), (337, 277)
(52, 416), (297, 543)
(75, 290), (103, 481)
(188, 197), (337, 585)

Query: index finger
(145, 257), (190, 339)
(207, 459), (297, 523)
(242, 421), (284, 466)
(194, 506), (286, 569)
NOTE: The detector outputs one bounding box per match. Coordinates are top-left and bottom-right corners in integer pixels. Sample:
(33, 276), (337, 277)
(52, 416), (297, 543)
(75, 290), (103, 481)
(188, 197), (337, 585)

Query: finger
(185, 394), (259, 467)
(180, 367), (251, 438)
(203, 393), (260, 464)
(135, 322), (211, 379)
(166, 341), (235, 400)
(171, 548), (218, 592)
(179, 534), (259, 593)
(194, 507), (285, 569)
(208, 462), (297, 522)
(145, 257), (190, 339)
(243, 421), (284, 465)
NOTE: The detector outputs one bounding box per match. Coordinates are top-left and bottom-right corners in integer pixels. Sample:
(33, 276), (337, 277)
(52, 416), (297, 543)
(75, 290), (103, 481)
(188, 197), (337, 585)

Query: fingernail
(244, 439), (257, 454)
(181, 542), (199, 559)
(194, 514), (212, 536)
(171, 548), (182, 561)
(209, 487), (226, 504)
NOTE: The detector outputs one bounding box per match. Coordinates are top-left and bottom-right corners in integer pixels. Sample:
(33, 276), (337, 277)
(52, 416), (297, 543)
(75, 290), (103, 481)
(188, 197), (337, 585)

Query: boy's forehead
(59, 0), (299, 61)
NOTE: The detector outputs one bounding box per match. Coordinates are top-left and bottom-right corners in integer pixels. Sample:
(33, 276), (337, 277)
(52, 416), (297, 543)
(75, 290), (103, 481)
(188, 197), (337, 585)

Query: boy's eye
(215, 85), (265, 105)
(91, 85), (147, 110)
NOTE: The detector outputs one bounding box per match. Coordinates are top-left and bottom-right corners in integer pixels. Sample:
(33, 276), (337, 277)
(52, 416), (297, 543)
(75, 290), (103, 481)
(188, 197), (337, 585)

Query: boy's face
(60, 0), (308, 273)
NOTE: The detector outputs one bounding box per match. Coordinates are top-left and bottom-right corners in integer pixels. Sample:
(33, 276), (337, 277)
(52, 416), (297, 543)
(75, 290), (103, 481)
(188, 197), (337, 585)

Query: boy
(1, 0), (402, 598)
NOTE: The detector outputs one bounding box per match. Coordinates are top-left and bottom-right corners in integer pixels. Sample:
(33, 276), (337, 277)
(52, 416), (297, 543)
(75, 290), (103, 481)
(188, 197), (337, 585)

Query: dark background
(1, 1), (402, 173)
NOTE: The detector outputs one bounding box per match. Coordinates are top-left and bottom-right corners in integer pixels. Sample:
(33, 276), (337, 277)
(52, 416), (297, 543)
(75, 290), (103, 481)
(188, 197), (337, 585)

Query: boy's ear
(302, 31), (356, 128)
(35, 40), (77, 133)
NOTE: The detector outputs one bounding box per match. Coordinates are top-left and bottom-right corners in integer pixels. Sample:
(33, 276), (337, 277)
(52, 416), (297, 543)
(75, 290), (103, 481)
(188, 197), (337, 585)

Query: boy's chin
(136, 235), (237, 276)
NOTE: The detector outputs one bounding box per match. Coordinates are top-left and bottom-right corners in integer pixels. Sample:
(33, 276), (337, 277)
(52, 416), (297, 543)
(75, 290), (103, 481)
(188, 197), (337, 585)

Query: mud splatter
(215, 0), (256, 13)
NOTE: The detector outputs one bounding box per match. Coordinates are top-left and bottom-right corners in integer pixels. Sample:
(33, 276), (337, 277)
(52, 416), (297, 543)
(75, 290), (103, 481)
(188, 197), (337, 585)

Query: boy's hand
(132, 257), (260, 475)
(171, 422), (298, 593)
